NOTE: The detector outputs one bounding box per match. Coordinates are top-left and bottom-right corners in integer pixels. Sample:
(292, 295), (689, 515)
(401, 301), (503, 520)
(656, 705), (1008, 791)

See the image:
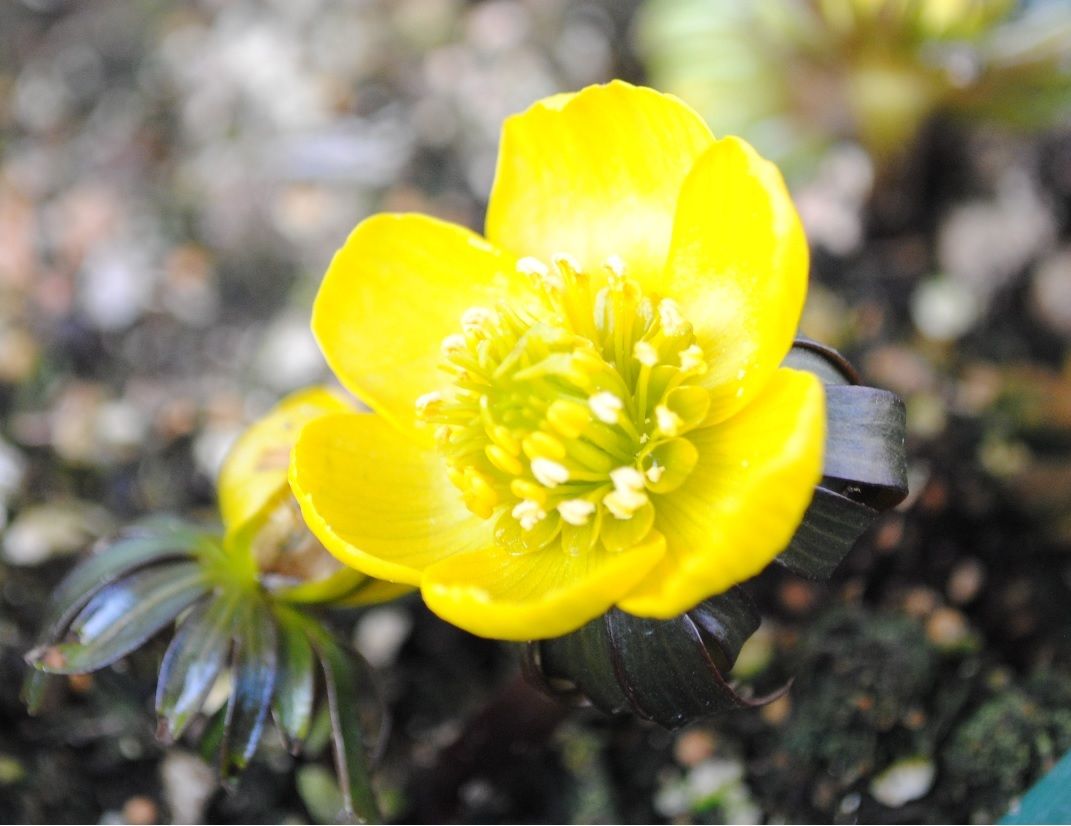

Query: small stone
(869, 757), (935, 807)
(778, 580), (818, 615)
(926, 607), (973, 651)
(1030, 247), (1071, 336)
(354, 605), (413, 668)
(760, 694), (792, 727)
(902, 587), (939, 619)
(947, 559), (986, 604)
(1, 500), (113, 565)
(160, 750), (215, 825)
(121, 795), (157, 825)
(0, 437), (26, 502)
(674, 729), (716, 767)
(911, 276), (979, 341)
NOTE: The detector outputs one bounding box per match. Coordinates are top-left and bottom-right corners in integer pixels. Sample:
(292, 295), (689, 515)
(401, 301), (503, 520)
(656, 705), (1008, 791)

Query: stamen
(516, 256), (549, 278)
(646, 461), (665, 484)
(604, 255), (626, 278)
(680, 344), (707, 374)
(531, 457), (570, 487)
(461, 306), (498, 335)
(415, 391), (444, 419)
(512, 499), (547, 531)
(589, 391), (623, 424)
(441, 334), (468, 357)
(658, 299), (687, 336)
(656, 404), (683, 437)
(558, 498), (596, 526)
(633, 340), (658, 367)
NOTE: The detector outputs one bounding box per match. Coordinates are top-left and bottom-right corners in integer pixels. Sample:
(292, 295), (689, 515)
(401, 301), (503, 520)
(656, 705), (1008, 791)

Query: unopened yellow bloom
(219, 386), (410, 604)
(290, 81), (825, 640)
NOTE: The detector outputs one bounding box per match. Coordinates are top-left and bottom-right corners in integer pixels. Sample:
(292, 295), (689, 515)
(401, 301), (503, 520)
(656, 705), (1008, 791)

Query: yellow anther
(512, 499), (547, 531)
(490, 425), (521, 456)
(558, 498), (596, 526)
(633, 340), (658, 367)
(510, 478), (548, 506)
(522, 431), (567, 461)
(531, 457), (570, 487)
(645, 461), (665, 484)
(551, 252), (581, 276)
(486, 444), (524, 476)
(546, 399), (590, 439)
(655, 404), (683, 437)
(435, 425), (453, 449)
(463, 467), (498, 519)
(447, 466), (466, 490)
(588, 391), (623, 424)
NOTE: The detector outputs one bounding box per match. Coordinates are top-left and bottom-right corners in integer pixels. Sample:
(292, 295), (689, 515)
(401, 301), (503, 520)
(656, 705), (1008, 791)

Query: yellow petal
(421, 530), (666, 641)
(486, 81), (713, 291)
(313, 213), (514, 445)
(289, 412), (492, 585)
(218, 386), (352, 544)
(664, 136), (809, 424)
(618, 368), (824, 618)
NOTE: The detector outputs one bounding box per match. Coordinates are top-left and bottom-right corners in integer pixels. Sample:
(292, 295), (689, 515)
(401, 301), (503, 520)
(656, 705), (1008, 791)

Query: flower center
(417, 255), (710, 555)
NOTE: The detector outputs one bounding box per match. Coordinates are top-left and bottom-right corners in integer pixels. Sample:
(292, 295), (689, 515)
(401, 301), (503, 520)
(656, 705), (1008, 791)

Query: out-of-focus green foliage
(637, 0), (1071, 177)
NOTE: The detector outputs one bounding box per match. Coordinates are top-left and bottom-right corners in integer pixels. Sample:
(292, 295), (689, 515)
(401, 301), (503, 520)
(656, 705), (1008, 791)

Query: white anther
(658, 299), (687, 336)
(656, 404), (682, 436)
(558, 498), (596, 526)
(603, 488), (649, 520)
(610, 465), (646, 493)
(461, 306), (498, 334)
(605, 255), (626, 278)
(441, 333), (468, 357)
(516, 256), (549, 278)
(645, 461), (665, 484)
(634, 340), (658, 367)
(588, 391), (623, 424)
(531, 458), (570, 487)
(680, 344), (706, 374)
(415, 391), (443, 417)
(512, 499), (547, 531)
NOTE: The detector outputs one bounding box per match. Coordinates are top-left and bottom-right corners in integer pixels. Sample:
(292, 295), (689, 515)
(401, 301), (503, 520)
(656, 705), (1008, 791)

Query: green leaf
(20, 670), (54, 715)
(301, 619), (382, 824)
(219, 595), (277, 779)
(776, 486), (878, 579)
(823, 385), (908, 509)
(156, 591), (243, 742)
(272, 608), (317, 750)
(28, 561), (210, 674)
(297, 764), (347, 826)
(538, 588), (767, 729)
(33, 518), (214, 647)
(536, 612), (629, 715)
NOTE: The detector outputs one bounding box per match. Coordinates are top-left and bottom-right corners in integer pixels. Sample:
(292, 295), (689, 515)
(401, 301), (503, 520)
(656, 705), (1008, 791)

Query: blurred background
(1, 0), (1070, 822)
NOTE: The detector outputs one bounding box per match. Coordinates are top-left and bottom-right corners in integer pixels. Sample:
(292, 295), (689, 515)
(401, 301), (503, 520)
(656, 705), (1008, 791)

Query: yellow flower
(290, 81), (826, 640)
(219, 386), (410, 604)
